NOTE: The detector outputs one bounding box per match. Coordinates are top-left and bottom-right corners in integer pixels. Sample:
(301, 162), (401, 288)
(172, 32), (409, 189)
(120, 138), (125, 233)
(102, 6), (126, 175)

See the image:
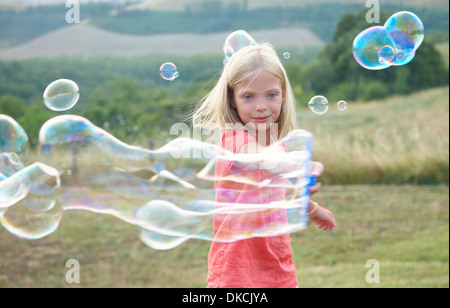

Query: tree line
(0, 10), (448, 148)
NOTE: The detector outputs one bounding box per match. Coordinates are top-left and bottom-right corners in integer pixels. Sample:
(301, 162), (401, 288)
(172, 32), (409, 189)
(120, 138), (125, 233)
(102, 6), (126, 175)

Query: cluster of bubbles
(353, 11), (424, 70)
(41, 63), (180, 113)
(1, 114), (314, 249)
(308, 96), (347, 115)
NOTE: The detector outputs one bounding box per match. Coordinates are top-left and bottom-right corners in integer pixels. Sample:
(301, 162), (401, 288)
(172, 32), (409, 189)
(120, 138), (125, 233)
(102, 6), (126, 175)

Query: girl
(193, 43), (337, 288)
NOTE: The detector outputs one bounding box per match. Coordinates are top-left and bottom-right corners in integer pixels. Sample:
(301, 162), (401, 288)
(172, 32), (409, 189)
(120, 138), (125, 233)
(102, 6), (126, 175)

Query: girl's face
(231, 69), (284, 143)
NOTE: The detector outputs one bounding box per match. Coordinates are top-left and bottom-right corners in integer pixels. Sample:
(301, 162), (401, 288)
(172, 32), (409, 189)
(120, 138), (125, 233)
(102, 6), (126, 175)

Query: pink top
(207, 129), (297, 288)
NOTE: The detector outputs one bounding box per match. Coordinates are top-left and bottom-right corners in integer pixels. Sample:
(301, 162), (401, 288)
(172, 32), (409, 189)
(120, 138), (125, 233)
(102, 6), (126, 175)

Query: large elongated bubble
(2, 115), (314, 249)
(0, 162), (61, 239)
(0, 114), (29, 166)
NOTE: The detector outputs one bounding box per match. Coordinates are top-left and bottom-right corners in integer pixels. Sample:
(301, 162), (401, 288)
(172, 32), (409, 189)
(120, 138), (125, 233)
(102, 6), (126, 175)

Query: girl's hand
(309, 161), (324, 196)
(308, 202), (337, 231)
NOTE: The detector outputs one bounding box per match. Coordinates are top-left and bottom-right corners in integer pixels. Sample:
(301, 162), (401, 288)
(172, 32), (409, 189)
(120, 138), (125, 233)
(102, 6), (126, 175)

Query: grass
(294, 185), (449, 288)
(0, 185), (448, 288)
(298, 86), (449, 185)
(436, 42), (449, 66)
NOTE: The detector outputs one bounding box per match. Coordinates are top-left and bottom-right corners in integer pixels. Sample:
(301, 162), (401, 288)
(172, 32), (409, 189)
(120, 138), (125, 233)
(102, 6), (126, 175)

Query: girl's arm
(239, 141), (336, 231)
(237, 142), (323, 191)
(237, 142), (309, 175)
(308, 201), (337, 231)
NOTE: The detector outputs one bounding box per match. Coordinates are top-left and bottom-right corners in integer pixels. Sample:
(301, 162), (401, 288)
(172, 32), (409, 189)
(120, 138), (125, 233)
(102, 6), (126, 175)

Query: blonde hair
(192, 43), (299, 141)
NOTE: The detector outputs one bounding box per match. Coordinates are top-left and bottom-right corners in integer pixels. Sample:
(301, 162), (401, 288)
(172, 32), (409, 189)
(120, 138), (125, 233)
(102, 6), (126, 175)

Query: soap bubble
(383, 27), (416, 66)
(0, 172), (6, 217)
(224, 46), (234, 59)
(0, 162), (61, 239)
(0, 116), (61, 236)
(337, 100), (348, 111)
(223, 30), (257, 64)
(308, 95), (329, 115)
(353, 26), (395, 70)
(283, 52), (291, 60)
(378, 45), (396, 63)
(353, 11), (424, 70)
(159, 62), (179, 81)
(3, 116), (314, 249)
(385, 11), (424, 51)
(43, 79), (80, 112)
(1, 114), (319, 249)
(0, 114), (29, 165)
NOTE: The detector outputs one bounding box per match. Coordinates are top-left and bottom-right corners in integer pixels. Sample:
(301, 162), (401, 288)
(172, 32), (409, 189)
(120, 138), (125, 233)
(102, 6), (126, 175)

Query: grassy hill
(0, 24), (324, 60)
(299, 87), (449, 185)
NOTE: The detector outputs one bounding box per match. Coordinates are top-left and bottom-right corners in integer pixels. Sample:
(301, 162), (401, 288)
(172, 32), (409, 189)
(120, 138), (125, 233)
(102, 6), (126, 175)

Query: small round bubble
(283, 52), (290, 60)
(378, 45), (396, 63)
(159, 62), (179, 81)
(337, 100), (348, 111)
(308, 96), (329, 115)
(43, 79), (80, 112)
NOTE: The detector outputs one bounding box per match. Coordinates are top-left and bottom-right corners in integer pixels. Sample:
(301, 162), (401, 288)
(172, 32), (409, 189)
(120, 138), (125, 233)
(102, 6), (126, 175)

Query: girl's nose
(255, 99), (268, 112)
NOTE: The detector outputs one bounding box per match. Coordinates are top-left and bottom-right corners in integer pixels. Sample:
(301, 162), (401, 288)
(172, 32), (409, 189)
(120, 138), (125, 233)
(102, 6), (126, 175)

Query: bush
(359, 81), (390, 101)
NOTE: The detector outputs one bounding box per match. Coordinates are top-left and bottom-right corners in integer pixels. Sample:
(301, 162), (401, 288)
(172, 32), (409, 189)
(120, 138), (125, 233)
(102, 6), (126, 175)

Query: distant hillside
(129, 0), (450, 11)
(1, 0), (449, 9)
(0, 23), (324, 60)
(1, 0), (448, 51)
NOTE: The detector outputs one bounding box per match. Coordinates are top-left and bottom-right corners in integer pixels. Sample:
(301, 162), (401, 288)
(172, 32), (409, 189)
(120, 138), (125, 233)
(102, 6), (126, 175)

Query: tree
(0, 96), (26, 119)
(310, 10), (449, 101)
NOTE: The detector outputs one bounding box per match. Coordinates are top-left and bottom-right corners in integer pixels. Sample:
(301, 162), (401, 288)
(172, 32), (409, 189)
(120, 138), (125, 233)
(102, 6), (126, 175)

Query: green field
(0, 185), (447, 288)
(0, 87), (448, 288)
(299, 87), (449, 185)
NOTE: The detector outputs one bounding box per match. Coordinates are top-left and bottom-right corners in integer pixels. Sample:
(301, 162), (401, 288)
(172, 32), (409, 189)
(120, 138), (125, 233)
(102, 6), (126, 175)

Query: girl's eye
(243, 95), (253, 100)
(268, 93), (277, 98)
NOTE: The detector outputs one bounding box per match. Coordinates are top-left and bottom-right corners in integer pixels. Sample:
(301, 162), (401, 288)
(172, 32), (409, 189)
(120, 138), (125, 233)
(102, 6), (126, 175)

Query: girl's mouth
(253, 116), (270, 123)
